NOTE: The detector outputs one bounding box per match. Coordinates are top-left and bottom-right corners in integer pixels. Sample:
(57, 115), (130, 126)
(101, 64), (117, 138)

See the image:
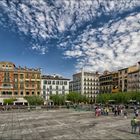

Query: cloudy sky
(0, 0), (140, 78)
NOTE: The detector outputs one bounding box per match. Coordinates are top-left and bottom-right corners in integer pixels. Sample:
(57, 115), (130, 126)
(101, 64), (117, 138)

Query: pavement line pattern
(0, 109), (139, 140)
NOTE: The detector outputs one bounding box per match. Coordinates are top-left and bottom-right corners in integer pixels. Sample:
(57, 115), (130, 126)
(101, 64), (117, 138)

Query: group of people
(112, 105), (128, 118)
(95, 105), (128, 118)
(95, 107), (110, 117)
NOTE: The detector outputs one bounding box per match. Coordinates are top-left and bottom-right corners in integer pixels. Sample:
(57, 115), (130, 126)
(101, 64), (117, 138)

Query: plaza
(0, 109), (140, 140)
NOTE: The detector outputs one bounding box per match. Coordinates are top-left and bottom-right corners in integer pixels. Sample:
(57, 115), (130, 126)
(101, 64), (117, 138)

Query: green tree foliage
(50, 94), (65, 105)
(3, 98), (16, 105)
(24, 96), (44, 106)
(66, 92), (88, 103)
(96, 92), (140, 104)
(50, 92), (89, 105)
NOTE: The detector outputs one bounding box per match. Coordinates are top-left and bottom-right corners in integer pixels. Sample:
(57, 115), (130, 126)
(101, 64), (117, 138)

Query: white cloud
(0, 0), (140, 72)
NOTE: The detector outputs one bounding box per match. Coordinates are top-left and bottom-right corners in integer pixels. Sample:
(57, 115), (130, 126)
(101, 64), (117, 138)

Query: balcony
(25, 86), (36, 89)
(0, 86), (13, 89)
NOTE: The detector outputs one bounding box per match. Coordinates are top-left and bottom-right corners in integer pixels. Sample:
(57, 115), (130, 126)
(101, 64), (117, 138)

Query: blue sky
(0, 0), (140, 79)
(0, 27), (75, 78)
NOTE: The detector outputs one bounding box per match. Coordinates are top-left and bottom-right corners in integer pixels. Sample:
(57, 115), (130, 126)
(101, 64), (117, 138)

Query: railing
(0, 86), (13, 89)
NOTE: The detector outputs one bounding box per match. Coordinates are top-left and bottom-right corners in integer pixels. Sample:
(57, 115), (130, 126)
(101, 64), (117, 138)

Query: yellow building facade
(0, 61), (41, 97)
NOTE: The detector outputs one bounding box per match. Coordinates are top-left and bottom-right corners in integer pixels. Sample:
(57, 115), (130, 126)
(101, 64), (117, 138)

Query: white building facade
(70, 70), (100, 98)
(41, 75), (70, 100)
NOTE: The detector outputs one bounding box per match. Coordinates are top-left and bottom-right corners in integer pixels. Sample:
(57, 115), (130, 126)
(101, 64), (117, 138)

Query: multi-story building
(118, 68), (128, 92)
(112, 72), (119, 93)
(41, 75), (70, 100)
(127, 62), (140, 92)
(0, 61), (41, 98)
(99, 71), (112, 94)
(99, 71), (119, 94)
(70, 70), (99, 98)
(69, 81), (74, 92)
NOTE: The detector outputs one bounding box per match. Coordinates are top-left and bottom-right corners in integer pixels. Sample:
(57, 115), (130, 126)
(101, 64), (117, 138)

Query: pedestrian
(137, 120), (140, 135)
(120, 107), (123, 116)
(112, 105), (115, 113)
(95, 108), (98, 117)
(131, 117), (138, 134)
(135, 109), (139, 117)
(114, 106), (117, 116)
(123, 108), (127, 119)
(117, 106), (121, 116)
(106, 107), (109, 116)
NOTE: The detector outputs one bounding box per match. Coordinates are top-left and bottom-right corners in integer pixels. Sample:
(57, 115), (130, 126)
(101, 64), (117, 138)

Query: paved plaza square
(0, 109), (140, 140)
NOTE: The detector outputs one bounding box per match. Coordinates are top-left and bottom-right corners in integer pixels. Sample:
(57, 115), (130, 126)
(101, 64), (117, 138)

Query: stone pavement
(0, 109), (140, 140)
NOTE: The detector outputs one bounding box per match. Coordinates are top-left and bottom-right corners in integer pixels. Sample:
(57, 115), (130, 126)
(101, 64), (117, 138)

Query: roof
(15, 67), (41, 72)
(73, 71), (99, 76)
(128, 70), (139, 74)
(41, 75), (70, 80)
(118, 67), (128, 71)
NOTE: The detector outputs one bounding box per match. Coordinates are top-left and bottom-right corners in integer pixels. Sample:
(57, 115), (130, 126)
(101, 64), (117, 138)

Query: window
(14, 84), (18, 89)
(20, 74), (24, 79)
(125, 69), (127, 73)
(31, 74), (35, 78)
(62, 86), (65, 90)
(20, 91), (23, 95)
(50, 86), (52, 90)
(56, 86), (58, 90)
(56, 91), (58, 95)
(56, 81), (59, 85)
(37, 92), (40, 95)
(32, 92), (34, 95)
(60, 81), (63, 85)
(43, 91), (46, 96)
(26, 73), (29, 78)
(52, 81), (55, 85)
(43, 86), (46, 89)
(44, 80), (47, 84)
(14, 92), (18, 95)
(26, 92), (29, 95)
(20, 84), (24, 89)
(48, 81), (51, 84)
(2, 91), (5, 95)
(64, 81), (67, 85)
(37, 74), (40, 79)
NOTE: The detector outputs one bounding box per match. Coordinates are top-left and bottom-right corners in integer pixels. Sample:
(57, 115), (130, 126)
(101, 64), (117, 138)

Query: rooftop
(41, 75), (70, 80)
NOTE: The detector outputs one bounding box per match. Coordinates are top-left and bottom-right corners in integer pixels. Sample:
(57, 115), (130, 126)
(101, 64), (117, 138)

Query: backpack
(131, 119), (137, 126)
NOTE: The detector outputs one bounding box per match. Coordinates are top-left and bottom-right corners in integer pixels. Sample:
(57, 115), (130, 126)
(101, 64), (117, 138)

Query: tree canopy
(96, 92), (140, 104)
(24, 96), (44, 106)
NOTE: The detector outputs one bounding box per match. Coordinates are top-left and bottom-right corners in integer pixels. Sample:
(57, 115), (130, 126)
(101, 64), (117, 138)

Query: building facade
(70, 70), (99, 98)
(99, 71), (112, 94)
(127, 62), (140, 92)
(99, 71), (119, 94)
(41, 75), (70, 100)
(0, 61), (41, 98)
(118, 68), (128, 92)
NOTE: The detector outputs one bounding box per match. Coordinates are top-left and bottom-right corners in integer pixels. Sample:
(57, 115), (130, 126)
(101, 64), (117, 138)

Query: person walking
(131, 117), (138, 134)
(123, 108), (127, 119)
(135, 109), (139, 117)
(137, 119), (140, 135)
(114, 106), (117, 116)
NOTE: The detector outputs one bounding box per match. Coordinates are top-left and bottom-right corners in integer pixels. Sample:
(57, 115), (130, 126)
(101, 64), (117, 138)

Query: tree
(96, 92), (140, 104)
(3, 98), (16, 105)
(24, 96), (44, 106)
(66, 92), (88, 103)
(50, 94), (65, 105)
